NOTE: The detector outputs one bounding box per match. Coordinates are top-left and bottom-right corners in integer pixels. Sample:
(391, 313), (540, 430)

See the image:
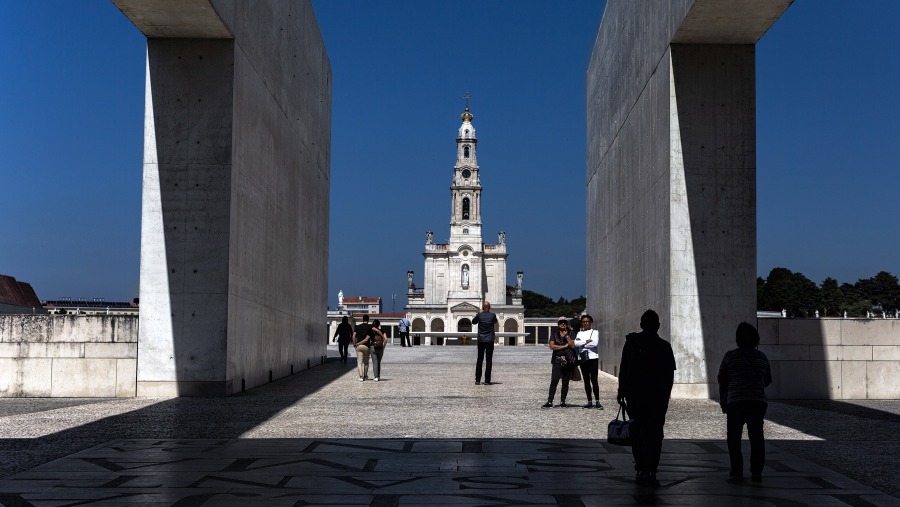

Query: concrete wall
(759, 318), (900, 400)
(0, 315), (138, 397)
(116, 0), (331, 396)
(587, 0), (790, 398)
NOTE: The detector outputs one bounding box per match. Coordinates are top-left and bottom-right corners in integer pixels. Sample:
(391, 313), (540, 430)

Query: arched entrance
(412, 318), (425, 346)
(457, 318), (473, 346)
(504, 318), (518, 346)
(432, 318), (445, 345)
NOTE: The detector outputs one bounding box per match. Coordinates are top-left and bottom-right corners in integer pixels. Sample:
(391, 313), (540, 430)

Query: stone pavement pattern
(0, 346), (897, 505)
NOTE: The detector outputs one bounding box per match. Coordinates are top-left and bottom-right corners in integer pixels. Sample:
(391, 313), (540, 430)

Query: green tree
(865, 272), (900, 313)
(758, 267), (819, 317)
(516, 287), (586, 318)
(818, 277), (845, 317)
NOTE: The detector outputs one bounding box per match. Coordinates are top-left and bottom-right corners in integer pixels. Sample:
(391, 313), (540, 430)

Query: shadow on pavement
(0, 358), (350, 478)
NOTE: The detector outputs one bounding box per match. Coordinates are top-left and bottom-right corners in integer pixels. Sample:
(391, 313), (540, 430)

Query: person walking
(398, 316), (412, 347)
(718, 322), (772, 481)
(616, 309), (676, 487)
(368, 319), (388, 381)
(472, 301), (498, 385)
(574, 313), (603, 409)
(543, 317), (576, 408)
(333, 316), (353, 364)
(352, 315), (373, 381)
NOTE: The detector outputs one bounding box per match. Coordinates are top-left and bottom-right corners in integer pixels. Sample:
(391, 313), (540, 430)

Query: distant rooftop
(0, 274), (42, 308)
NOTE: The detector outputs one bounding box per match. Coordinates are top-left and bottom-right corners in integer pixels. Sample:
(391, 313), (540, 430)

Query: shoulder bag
(607, 402), (633, 446)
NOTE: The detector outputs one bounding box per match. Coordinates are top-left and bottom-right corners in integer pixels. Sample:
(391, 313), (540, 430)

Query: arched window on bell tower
(463, 145), (470, 158)
(462, 197), (470, 220)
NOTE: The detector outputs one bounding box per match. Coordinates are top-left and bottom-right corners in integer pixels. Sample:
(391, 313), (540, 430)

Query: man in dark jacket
(616, 309), (676, 487)
(472, 301), (498, 385)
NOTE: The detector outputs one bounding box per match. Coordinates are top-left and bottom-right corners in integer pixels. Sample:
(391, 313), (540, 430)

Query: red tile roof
(344, 297), (381, 303)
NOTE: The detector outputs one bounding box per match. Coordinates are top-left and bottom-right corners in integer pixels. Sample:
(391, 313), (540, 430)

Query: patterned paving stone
(0, 346), (897, 505)
(0, 437), (897, 505)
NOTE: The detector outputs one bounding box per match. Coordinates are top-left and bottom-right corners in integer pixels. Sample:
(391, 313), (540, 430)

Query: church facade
(406, 104), (525, 345)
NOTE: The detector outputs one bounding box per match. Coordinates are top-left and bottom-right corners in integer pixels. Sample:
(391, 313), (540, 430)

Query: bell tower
(450, 94), (482, 241)
(406, 95), (524, 340)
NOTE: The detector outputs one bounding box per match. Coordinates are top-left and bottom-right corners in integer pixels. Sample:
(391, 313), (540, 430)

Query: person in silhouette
(717, 322), (772, 481)
(543, 317), (576, 408)
(333, 316), (353, 364)
(617, 309), (676, 487)
(368, 319), (387, 382)
(472, 301), (498, 385)
(352, 315), (372, 381)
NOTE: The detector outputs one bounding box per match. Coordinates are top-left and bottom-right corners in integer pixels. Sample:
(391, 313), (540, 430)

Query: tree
(818, 277), (845, 317)
(758, 267), (819, 317)
(855, 271), (900, 314)
(517, 287), (586, 318)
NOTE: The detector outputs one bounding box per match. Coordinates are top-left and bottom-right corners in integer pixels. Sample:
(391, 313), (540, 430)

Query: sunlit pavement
(0, 345), (897, 505)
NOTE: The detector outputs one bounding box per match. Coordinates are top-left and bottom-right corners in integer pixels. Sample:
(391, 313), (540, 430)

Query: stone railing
(0, 315), (138, 397)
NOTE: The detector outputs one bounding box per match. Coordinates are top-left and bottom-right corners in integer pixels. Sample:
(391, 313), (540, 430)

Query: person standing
(398, 316), (412, 347)
(368, 319), (388, 381)
(617, 310), (676, 487)
(718, 322), (772, 481)
(574, 313), (602, 409)
(472, 301), (498, 385)
(543, 317), (576, 408)
(352, 315), (373, 381)
(333, 316), (353, 364)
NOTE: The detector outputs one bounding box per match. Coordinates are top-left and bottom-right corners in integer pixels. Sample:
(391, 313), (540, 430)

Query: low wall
(0, 315), (138, 397)
(0, 315), (896, 399)
(758, 318), (900, 400)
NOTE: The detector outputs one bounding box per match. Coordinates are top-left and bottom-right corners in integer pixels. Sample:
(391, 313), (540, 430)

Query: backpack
(373, 331), (386, 348)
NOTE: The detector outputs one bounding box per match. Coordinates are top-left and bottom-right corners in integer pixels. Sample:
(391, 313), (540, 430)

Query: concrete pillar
(114, 0), (331, 395)
(586, 0), (791, 397)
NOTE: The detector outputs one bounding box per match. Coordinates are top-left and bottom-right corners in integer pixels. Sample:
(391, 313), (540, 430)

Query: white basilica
(405, 103), (525, 345)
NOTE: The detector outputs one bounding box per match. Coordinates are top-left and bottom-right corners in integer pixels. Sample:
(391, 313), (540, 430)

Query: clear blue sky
(1, 1), (898, 308)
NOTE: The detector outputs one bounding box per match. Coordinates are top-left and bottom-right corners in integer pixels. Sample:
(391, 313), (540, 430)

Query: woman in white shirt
(574, 314), (603, 409)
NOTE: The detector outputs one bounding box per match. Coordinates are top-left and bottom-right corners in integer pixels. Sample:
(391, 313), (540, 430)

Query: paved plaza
(0, 345), (897, 505)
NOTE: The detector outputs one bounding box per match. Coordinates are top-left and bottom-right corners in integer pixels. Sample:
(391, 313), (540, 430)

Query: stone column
(586, 0), (791, 397)
(115, 0), (331, 395)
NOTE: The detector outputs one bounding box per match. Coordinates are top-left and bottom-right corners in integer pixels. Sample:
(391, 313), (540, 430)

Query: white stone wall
(0, 316), (138, 397)
(758, 318), (900, 400)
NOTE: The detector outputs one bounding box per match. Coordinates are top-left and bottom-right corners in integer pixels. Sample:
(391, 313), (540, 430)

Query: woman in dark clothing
(367, 319), (387, 381)
(543, 317), (576, 408)
(333, 316), (353, 364)
(717, 322), (773, 481)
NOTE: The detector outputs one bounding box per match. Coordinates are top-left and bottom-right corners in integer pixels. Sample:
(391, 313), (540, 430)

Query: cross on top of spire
(461, 92), (474, 123)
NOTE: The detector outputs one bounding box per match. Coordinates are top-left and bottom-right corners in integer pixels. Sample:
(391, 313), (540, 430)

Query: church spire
(452, 96), (481, 232)
(461, 92), (474, 122)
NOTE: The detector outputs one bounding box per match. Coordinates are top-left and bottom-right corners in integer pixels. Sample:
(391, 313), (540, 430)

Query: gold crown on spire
(461, 92), (473, 122)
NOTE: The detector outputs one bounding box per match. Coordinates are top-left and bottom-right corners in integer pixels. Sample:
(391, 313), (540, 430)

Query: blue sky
(1, 1), (898, 308)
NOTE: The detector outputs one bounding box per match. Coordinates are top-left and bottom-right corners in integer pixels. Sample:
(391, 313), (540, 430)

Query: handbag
(607, 402), (633, 446)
